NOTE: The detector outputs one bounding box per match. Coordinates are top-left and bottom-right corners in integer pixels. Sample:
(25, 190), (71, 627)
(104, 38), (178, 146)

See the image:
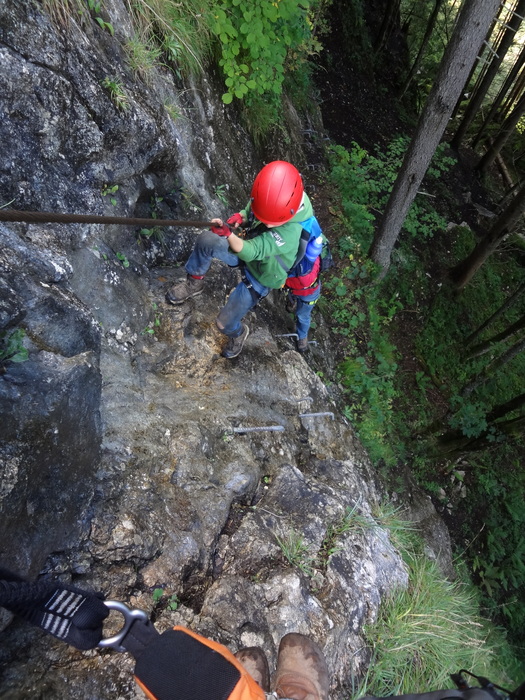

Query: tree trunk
(467, 314), (525, 358)
(374, 0), (401, 53)
(449, 182), (525, 289)
(476, 91), (525, 173)
(499, 59), (525, 120)
(400, 0), (445, 99)
(435, 391), (525, 454)
(451, 4), (503, 120)
(461, 335), (525, 397)
(450, 0), (525, 149)
(465, 281), (525, 344)
(486, 392), (525, 421)
(472, 44), (525, 147)
(369, 0), (501, 277)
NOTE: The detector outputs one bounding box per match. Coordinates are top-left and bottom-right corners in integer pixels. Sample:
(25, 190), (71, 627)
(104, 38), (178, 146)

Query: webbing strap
(0, 570), (109, 650)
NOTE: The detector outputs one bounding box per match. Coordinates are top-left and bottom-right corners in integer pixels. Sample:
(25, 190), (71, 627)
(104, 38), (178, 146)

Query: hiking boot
(222, 324), (249, 359)
(166, 275), (204, 304)
(273, 633), (329, 700)
(234, 647), (270, 691)
(296, 337), (309, 353)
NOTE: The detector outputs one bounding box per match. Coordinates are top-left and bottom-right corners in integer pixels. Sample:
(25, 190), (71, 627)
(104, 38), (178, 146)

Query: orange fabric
(134, 626), (266, 700)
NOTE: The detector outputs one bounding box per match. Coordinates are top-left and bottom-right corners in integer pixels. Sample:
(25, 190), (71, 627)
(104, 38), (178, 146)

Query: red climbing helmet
(250, 161), (304, 226)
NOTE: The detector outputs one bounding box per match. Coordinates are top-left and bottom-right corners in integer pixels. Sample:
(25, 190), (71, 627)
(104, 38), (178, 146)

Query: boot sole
(165, 288), (204, 305)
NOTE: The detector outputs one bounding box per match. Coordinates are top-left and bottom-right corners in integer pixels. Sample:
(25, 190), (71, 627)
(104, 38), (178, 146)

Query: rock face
(0, 1), (424, 698)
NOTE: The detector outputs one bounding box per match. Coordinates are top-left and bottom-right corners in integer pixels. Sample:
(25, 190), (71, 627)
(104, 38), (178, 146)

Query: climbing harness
(0, 208), (214, 228)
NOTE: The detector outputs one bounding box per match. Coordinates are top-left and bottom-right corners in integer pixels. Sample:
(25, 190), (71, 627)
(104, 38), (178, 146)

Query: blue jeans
(291, 283), (321, 339)
(185, 231), (271, 338)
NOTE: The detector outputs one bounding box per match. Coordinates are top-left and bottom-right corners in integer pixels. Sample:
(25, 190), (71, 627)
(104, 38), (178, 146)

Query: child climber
(166, 161), (323, 357)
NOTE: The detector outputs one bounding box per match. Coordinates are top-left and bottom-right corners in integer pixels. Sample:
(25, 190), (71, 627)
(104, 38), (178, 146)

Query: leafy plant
(214, 184), (229, 206)
(212, 0), (315, 105)
(152, 587), (164, 603)
(100, 77), (129, 111)
(87, 0), (114, 34)
(116, 252), (129, 268)
(0, 329), (29, 367)
(142, 303), (162, 335)
(102, 183), (119, 205)
(448, 396), (488, 438)
(152, 588), (179, 611)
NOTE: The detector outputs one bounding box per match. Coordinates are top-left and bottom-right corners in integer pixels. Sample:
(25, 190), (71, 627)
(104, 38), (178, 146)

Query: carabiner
(98, 600), (150, 652)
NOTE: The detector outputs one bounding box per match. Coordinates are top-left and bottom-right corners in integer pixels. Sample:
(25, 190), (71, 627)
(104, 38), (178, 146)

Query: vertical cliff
(0, 2), (429, 697)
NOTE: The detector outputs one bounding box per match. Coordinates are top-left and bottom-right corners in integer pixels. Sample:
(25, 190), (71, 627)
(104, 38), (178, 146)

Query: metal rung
(483, 40), (499, 58)
(299, 412), (334, 420)
(494, 18), (518, 30)
(500, 2), (525, 20)
(276, 333), (318, 346)
(231, 425), (285, 434)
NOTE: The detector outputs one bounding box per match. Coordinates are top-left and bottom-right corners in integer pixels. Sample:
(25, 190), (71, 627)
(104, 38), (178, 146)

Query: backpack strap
(275, 227), (311, 275)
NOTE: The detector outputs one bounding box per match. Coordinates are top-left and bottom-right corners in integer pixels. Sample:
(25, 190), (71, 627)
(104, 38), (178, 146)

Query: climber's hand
(210, 218), (232, 237)
(227, 213), (243, 228)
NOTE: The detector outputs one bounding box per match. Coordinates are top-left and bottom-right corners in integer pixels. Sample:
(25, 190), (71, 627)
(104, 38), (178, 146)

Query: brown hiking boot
(234, 647), (270, 691)
(166, 275), (204, 304)
(222, 323), (249, 359)
(296, 337), (309, 353)
(273, 633), (329, 700)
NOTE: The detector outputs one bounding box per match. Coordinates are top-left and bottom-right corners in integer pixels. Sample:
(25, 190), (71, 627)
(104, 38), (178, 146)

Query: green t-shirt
(236, 193), (314, 289)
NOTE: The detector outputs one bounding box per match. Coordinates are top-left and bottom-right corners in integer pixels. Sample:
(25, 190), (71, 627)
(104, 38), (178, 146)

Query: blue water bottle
(305, 234), (323, 262)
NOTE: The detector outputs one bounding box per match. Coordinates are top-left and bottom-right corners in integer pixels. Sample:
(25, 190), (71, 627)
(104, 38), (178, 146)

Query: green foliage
(448, 396), (488, 438)
(464, 456), (525, 640)
(214, 184), (229, 206)
(123, 0), (212, 76)
(0, 329), (29, 366)
(358, 549), (521, 696)
(327, 137), (525, 651)
(142, 302), (162, 336)
(327, 139), (451, 252)
(152, 587), (179, 611)
(87, 0), (114, 34)
(100, 78), (129, 111)
(399, 0), (461, 101)
(116, 252), (129, 267)
(212, 0), (316, 105)
(125, 34), (163, 78)
(101, 183), (119, 205)
(275, 528), (315, 576)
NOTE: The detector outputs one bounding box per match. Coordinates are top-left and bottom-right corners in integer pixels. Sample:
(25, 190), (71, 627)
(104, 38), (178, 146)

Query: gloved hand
(227, 213), (243, 228)
(210, 223), (232, 237)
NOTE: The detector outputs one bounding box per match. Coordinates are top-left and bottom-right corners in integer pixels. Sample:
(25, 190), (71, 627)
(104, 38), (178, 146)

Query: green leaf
(222, 92), (233, 104)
